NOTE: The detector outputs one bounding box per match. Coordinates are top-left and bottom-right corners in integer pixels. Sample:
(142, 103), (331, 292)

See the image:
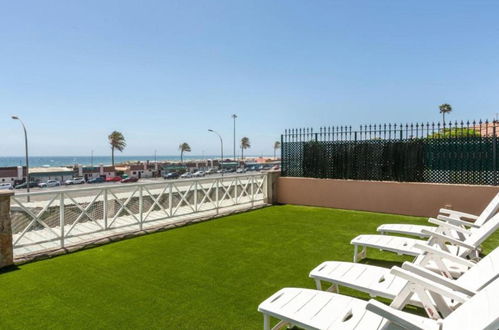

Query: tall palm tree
(240, 137), (250, 160)
(179, 142), (191, 163)
(273, 141), (281, 159)
(439, 104), (452, 125)
(108, 131), (126, 166)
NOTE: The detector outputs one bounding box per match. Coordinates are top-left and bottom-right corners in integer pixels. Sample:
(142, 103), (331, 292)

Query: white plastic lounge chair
(377, 193), (499, 238)
(309, 246), (499, 313)
(351, 213), (499, 264)
(258, 273), (499, 330)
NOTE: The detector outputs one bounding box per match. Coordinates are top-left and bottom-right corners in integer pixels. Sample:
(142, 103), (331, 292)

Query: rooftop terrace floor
(1, 205), (498, 329)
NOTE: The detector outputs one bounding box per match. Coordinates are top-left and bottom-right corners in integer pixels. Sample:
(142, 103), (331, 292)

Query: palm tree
(179, 142), (191, 163)
(273, 141), (281, 159)
(439, 104), (452, 125)
(108, 131), (126, 166)
(240, 137), (250, 160)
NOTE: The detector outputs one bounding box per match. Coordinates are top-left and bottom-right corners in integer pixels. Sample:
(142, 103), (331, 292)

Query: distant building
(115, 162), (157, 178)
(0, 166), (25, 184)
(30, 167), (75, 182)
(474, 121), (499, 137)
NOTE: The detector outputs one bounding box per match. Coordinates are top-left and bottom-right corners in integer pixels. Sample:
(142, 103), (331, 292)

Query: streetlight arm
(12, 116), (30, 198)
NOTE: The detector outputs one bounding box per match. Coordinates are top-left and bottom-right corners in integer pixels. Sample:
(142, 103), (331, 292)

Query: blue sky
(1, 0), (499, 156)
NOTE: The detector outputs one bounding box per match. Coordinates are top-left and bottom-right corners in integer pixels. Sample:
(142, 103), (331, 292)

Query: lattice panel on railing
(281, 120), (498, 185)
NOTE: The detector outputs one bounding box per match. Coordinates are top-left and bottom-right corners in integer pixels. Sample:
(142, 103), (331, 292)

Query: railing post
(169, 183), (173, 217)
(60, 192), (65, 248)
(493, 125), (497, 186)
(103, 188), (108, 230)
(0, 191), (14, 269)
(194, 181), (198, 212)
(251, 175), (254, 207)
(216, 178), (220, 215)
(234, 177), (238, 204)
(139, 185), (143, 230)
(264, 171), (280, 205)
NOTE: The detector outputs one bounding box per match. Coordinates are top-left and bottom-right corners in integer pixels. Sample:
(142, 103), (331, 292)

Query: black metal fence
(281, 120), (498, 185)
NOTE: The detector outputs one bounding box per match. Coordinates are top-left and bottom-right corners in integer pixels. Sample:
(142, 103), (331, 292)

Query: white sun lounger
(377, 193), (499, 238)
(309, 246), (499, 312)
(351, 213), (499, 264)
(258, 273), (499, 330)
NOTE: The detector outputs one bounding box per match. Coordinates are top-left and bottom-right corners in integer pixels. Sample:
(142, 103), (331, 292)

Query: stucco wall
(277, 177), (499, 217)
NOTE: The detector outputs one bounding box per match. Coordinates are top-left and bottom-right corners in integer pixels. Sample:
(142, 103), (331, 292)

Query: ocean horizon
(0, 155), (272, 168)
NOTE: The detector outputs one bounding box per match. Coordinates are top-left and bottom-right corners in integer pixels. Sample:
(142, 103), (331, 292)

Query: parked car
(192, 171), (205, 177)
(65, 177), (86, 185)
(0, 183), (14, 190)
(236, 168), (246, 174)
(38, 180), (61, 188)
(14, 181), (38, 189)
(106, 176), (122, 182)
(205, 168), (216, 175)
(87, 177), (105, 184)
(180, 172), (193, 179)
(163, 172), (179, 180)
(121, 177), (139, 183)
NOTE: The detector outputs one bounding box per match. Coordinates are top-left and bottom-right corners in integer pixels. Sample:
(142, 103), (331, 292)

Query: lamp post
(208, 129), (223, 176)
(231, 114), (237, 161)
(11, 116), (30, 201)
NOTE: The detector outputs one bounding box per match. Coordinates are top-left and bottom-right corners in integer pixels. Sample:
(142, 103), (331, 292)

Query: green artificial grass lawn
(1, 205), (498, 329)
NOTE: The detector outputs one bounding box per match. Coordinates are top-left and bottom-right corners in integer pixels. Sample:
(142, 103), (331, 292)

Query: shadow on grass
(0, 264), (20, 275)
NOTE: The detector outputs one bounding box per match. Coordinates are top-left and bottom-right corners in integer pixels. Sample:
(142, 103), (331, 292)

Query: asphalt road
(13, 172), (263, 202)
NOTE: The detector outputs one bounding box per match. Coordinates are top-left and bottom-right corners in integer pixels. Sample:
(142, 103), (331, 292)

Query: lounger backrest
(442, 277), (499, 330)
(465, 213), (499, 247)
(476, 192), (499, 226)
(455, 247), (499, 291)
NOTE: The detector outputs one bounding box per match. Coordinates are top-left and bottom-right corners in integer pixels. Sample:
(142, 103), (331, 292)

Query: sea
(0, 155), (268, 168)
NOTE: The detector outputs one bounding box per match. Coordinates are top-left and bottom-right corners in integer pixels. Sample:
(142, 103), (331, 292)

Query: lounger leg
(326, 284), (339, 293)
(315, 279), (322, 290)
(272, 320), (289, 330)
(264, 314), (270, 330)
(354, 245), (367, 263)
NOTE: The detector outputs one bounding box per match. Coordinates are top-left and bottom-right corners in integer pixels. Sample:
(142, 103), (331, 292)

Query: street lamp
(231, 114), (237, 161)
(208, 129), (223, 176)
(11, 116), (30, 200)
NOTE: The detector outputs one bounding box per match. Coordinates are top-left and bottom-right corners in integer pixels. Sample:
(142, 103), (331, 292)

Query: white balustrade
(10, 173), (268, 256)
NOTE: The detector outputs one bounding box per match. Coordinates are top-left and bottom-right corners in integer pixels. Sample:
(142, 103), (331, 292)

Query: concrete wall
(277, 177), (499, 217)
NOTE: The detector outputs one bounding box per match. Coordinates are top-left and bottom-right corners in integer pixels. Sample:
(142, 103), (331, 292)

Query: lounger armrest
(421, 229), (476, 250)
(427, 218), (472, 235)
(390, 267), (469, 302)
(413, 243), (475, 267)
(366, 299), (429, 330)
(436, 215), (481, 228)
(439, 208), (478, 222)
(401, 262), (476, 296)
